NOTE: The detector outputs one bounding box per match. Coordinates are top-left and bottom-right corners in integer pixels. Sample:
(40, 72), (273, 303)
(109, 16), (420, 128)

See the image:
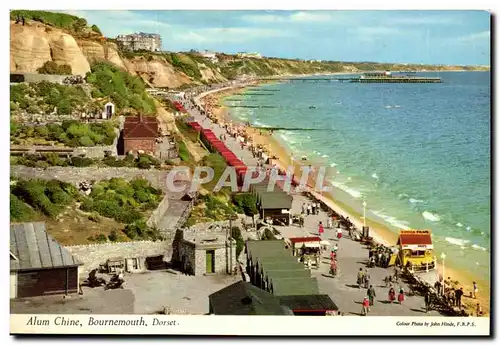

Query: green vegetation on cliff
(10, 81), (99, 115)
(11, 120), (116, 147)
(86, 62), (156, 114)
(37, 61), (72, 75)
(10, 10), (102, 35)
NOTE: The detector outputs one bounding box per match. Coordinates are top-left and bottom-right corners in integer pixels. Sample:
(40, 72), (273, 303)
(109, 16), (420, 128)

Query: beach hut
(257, 191), (293, 225)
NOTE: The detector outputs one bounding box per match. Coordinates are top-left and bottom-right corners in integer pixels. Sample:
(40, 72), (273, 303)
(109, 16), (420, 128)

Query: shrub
(123, 219), (148, 239)
(233, 193), (258, 216)
(261, 228), (277, 241)
(70, 156), (94, 167)
(12, 180), (63, 218)
(88, 213), (101, 222)
(230, 226), (245, 258)
(86, 62), (156, 114)
(91, 24), (102, 35)
(108, 230), (118, 242)
(10, 194), (36, 222)
(37, 61), (72, 75)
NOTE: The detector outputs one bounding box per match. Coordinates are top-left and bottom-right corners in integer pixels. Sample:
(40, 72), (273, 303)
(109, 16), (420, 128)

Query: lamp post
(362, 201), (367, 227)
(440, 253), (446, 295)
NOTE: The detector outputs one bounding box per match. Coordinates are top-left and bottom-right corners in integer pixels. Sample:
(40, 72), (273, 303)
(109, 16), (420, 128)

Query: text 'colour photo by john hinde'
(8, 8), (491, 336)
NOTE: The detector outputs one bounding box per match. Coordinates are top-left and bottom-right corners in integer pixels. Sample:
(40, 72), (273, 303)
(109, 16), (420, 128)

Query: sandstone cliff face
(47, 30), (91, 75)
(10, 22), (52, 73)
(78, 40), (128, 71)
(10, 21), (90, 75)
(124, 56), (192, 88)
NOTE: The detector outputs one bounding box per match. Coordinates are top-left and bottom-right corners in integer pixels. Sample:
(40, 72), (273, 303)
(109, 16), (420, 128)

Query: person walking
(473, 281), (478, 299)
(318, 221), (324, 238)
(388, 287), (396, 304)
(336, 227), (343, 240)
(424, 291), (431, 313)
(301, 203), (306, 215)
(398, 288), (405, 305)
(357, 268), (364, 289)
(455, 287), (464, 308)
(364, 269), (371, 289)
(327, 216), (333, 229)
(307, 204), (312, 216)
(367, 285), (376, 306)
(361, 297), (370, 316)
(316, 202), (320, 215)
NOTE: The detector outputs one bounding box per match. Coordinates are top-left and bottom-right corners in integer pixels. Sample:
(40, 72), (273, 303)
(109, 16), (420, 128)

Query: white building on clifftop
(116, 32), (162, 52)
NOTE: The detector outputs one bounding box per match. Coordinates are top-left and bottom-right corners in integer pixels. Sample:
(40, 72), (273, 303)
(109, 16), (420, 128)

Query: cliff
(10, 16), (490, 88)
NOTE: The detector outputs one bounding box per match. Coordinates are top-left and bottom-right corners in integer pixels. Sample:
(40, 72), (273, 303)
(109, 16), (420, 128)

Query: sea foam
(445, 237), (470, 247)
(331, 181), (362, 199)
(371, 173), (379, 180)
(422, 211), (441, 222)
(409, 198), (425, 204)
(471, 244), (488, 251)
(371, 210), (410, 230)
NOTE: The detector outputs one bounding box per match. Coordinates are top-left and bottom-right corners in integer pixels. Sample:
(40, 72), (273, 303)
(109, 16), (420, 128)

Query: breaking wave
(422, 211), (441, 222)
(330, 181), (362, 199)
(409, 198), (425, 204)
(471, 244), (488, 251)
(445, 237), (470, 247)
(371, 210), (411, 230)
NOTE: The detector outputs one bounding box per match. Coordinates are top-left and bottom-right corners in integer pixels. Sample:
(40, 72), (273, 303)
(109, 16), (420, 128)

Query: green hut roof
(258, 191), (293, 210)
(270, 277), (320, 296)
(265, 269), (311, 280)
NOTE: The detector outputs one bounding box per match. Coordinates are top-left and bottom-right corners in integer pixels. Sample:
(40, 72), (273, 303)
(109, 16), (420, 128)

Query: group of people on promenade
(368, 244), (395, 268)
(360, 267), (406, 316)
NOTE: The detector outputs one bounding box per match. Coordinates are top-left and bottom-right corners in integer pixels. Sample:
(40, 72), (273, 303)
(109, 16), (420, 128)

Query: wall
(66, 240), (173, 278)
(11, 166), (171, 191)
(10, 272), (17, 299)
(192, 242), (237, 276)
(124, 138), (156, 155)
(146, 195), (170, 228)
(177, 242), (196, 275)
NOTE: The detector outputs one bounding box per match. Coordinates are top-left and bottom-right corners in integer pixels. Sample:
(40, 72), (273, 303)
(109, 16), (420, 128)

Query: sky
(64, 10), (491, 65)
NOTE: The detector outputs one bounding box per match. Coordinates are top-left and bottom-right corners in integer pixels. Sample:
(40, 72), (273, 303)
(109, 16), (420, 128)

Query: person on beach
(318, 221), (324, 237)
(455, 287), (464, 308)
(476, 303), (483, 316)
(388, 287), (396, 303)
(398, 288), (405, 304)
(473, 281), (478, 299)
(367, 285), (376, 306)
(357, 268), (364, 289)
(361, 297), (370, 316)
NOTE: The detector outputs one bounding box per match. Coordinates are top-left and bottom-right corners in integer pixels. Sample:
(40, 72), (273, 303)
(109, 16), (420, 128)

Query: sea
(224, 71), (491, 282)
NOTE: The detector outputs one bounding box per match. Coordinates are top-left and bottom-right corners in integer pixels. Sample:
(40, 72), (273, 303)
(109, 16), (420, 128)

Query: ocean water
(225, 72), (491, 281)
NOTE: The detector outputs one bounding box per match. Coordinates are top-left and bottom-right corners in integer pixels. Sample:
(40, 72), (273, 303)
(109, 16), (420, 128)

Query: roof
(279, 295), (339, 312)
(10, 222), (82, 272)
(270, 277), (320, 296)
(259, 191), (293, 209)
(123, 116), (159, 139)
(264, 269), (311, 280)
(398, 230), (433, 246)
(246, 240), (286, 257)
(209, 281), (293, 315)
(289, 236), (322, 244)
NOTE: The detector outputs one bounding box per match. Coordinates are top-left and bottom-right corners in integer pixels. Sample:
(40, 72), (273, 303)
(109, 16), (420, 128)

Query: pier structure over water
(257, 71), (442, 84)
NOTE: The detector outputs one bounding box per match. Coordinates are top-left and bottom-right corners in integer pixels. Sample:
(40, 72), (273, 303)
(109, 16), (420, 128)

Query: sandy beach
(196, 80), (490, 316)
